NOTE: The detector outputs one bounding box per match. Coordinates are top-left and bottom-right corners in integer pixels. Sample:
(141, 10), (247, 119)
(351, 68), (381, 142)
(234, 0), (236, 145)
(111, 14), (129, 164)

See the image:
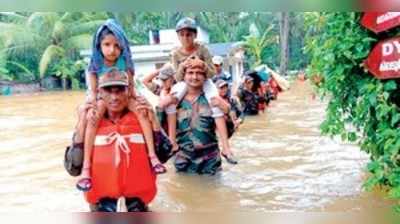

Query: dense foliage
(305, 12), (400, 210)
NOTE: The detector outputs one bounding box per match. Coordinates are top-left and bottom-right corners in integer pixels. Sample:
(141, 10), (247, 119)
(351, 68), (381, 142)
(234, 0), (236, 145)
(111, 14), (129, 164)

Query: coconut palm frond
(59, 12), (75, 23)
(198, 12), (211, 24)
(0, 21), (19, 29)
(0, 12), (27, 23)
(0, 21), (47, 40)
(261, 25), (274, 40)
(81, 12), (109, 22)
(2, 38), (39, 60)
(6, 60), (34, 77)
(39, 45), (64, 78)
(65, 20), (105, 37)
(52, 20), (66, 43)
(2, 44), (35, 59)
(243, 36), (259, 49)
(0, 22), (21, 44)
(0, 23), (46, 60)
(244, 35), (264, 66)
(27, 12), (58, 34)
(112, 12), (133, 27)
(61, 34), (92, 50)
(244, 24), (277, 66)
(0, 21), (25, 35)
(171, 12), (184, 24)
(259, 25), (275, 46)
(26, 12), (44, 26)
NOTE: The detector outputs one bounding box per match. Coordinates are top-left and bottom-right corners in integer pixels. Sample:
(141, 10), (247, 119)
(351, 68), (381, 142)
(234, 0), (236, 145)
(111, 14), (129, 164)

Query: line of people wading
(63, 17), (281, 212)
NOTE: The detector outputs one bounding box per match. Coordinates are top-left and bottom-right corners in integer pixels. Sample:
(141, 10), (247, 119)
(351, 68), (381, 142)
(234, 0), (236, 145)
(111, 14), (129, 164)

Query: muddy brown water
(0, 81), (393, 212)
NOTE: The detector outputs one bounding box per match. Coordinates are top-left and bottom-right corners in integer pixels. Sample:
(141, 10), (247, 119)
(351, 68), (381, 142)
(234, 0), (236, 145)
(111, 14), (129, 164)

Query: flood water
(0, 80), (393, 212)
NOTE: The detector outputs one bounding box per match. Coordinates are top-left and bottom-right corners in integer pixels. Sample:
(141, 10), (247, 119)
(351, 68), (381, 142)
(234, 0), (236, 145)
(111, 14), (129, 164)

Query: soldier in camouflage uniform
(238, 76), (259, 116)
(174, 58), (223, 175)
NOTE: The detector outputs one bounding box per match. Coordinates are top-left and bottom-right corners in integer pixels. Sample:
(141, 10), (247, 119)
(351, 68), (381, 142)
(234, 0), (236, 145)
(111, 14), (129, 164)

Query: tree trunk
(62, 77), (67, 90)
(39, 78), (42, 90)
(279, 12), (290, 76)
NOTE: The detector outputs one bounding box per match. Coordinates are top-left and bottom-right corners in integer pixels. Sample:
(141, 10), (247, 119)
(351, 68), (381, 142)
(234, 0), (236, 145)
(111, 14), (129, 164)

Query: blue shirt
(97, 57), (127, 77)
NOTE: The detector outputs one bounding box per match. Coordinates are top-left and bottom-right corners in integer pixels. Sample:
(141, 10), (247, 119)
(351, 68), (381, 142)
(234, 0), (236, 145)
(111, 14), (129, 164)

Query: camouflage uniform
(155, 107), (168, 131)
(238, 87), (259, 116)
(174, 93), (222, 175)
(226, 96), (244, 121)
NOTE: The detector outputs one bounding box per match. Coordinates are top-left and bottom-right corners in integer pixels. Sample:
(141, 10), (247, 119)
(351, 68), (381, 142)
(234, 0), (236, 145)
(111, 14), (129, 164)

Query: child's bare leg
(165, 103), (179, 152)
(73, 104), (89, 143)
(77, 100), (106, 191)
(215, 116), (238, 164)
(130, 99), (166, 174)
(213, 115), (236, 160)
(167, 113), (179, 151)
(164, 81), (187, 151)
(159, 95), (174, 109)
(202, 79), (236, 159)
(214, 117), (232, 155)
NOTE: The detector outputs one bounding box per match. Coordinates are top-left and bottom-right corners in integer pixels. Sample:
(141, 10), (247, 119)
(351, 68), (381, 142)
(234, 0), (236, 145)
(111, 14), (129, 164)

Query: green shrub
(305, 12), (400, 210)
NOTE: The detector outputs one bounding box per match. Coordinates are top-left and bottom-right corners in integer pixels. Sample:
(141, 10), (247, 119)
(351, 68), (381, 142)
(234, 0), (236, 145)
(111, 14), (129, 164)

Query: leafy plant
(53, 58), (86, 90)
(243, 24), (278, 68)
(0, 12), (105, 82)
(305, 12), (400, 210)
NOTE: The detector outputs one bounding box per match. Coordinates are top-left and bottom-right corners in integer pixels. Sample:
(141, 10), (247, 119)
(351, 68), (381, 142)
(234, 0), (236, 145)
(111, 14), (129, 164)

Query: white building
(150, 27), (210, 45)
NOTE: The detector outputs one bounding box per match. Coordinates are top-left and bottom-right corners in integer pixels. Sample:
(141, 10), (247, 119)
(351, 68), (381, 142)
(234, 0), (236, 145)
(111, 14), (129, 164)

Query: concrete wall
(135, 60), (169, 80)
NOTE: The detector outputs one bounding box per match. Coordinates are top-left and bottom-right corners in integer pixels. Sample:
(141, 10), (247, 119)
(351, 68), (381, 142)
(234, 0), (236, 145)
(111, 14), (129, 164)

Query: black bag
(64, 142), (84, 176)
(154, 129), (173, 164)
(226, 115), (235, 139)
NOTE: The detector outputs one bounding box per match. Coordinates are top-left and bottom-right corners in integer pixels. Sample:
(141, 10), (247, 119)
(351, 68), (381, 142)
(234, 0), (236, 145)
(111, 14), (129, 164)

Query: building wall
(135, 60), (169, 79)
(156, 28), (210, 45)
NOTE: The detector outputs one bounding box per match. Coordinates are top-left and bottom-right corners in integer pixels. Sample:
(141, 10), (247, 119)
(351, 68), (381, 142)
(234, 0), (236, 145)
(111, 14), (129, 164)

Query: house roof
(208, 42), (243, 57)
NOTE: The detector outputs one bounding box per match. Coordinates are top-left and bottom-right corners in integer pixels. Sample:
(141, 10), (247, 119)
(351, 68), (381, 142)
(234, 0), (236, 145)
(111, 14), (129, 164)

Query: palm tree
(0, 12), (106, 86)
(243, 24), (277, 68)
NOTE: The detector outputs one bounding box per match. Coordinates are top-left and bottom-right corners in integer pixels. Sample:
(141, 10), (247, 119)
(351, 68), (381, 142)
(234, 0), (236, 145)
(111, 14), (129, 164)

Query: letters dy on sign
(364, 36), (400, 79)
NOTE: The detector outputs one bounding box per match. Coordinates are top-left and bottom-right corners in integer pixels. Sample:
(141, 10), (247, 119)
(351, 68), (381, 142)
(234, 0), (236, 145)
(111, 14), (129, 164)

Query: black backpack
(63, 142), (83, 177)
(153, 128), (174, 164)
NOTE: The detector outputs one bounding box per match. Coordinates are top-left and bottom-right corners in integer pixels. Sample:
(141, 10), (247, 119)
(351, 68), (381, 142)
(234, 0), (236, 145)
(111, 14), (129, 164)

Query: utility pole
(279, 12), (290, 76)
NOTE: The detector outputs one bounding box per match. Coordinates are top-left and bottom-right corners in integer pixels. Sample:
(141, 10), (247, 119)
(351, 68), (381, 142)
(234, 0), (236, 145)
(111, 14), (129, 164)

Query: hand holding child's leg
(136, 111), (167, 174)
(166, 112), (179, 152)
(159, 81), (187, 109)
(73, 102), (93, 143)
(203, 79), (238, 165)
(130, 97), (167, 174)
(215, 117), (238, 165)
(77, 100), (106, 191)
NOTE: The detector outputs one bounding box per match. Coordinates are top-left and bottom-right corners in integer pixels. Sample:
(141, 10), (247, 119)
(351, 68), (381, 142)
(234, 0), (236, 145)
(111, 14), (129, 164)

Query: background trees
(0, 12), (310, 87)
(0, 12), (106, 87)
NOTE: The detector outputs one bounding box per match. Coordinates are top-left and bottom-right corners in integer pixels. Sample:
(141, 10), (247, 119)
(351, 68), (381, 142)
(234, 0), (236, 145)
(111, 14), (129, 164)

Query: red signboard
(361, 12), (400, 33)
(364, 36), (400, 79)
